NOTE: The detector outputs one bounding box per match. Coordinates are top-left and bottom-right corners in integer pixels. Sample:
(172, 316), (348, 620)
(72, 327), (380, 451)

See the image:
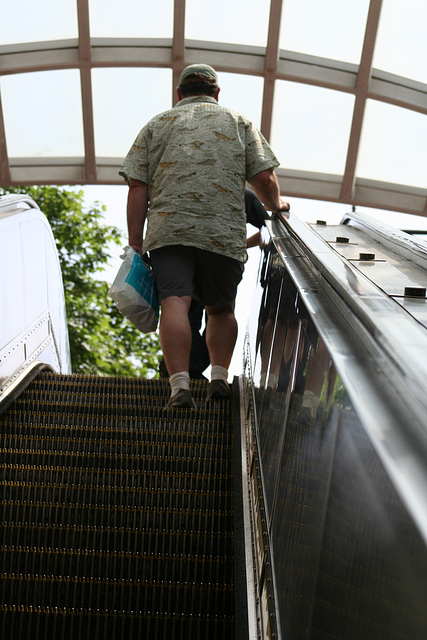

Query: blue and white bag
(108, 246), (159, 333)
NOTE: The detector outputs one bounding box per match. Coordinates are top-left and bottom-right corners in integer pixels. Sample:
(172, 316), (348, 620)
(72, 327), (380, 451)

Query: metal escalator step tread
(28, 373), (209, 397)
(0, 373), (235, 639)
(1, 464), (232, 485)
(0, 606), (234, 639)
(2, 523), (233, 558)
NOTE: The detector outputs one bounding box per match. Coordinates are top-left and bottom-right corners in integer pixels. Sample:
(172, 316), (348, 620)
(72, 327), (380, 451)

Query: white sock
(211, 365), (228, 383)
(169, 371), (190, 396)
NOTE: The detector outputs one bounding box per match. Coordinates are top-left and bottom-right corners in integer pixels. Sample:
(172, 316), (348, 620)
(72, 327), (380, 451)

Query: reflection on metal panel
(314, 217), (427, 295)
(392, 296), (427, 328)
(242, 228), (427, 639)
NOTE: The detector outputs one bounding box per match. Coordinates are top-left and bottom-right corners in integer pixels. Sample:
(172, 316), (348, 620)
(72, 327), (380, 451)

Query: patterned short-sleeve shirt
(119, 95), (280, 262)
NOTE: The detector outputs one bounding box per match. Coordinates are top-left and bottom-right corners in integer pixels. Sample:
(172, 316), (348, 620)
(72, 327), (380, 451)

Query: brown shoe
(166, 388), (195, 409)
(207, 379), (231, 401)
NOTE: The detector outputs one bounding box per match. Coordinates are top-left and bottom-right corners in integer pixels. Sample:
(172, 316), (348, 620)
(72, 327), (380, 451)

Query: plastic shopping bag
(108, 246), (159, 333)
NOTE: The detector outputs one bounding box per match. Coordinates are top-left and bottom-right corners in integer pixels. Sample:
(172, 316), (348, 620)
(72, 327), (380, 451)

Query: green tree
(1, 185), (161, 377)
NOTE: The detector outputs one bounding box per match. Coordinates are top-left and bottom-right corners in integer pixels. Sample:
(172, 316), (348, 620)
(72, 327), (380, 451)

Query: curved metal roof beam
(340, 0), (383, 202)
(1, 18), (427, 215)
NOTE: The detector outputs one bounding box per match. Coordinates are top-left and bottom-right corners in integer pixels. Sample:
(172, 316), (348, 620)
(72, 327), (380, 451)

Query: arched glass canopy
(1, 0), (427, 216)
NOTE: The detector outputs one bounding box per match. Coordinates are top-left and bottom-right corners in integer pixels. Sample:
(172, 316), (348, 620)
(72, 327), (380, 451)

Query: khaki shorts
(150, 245), (244, 306)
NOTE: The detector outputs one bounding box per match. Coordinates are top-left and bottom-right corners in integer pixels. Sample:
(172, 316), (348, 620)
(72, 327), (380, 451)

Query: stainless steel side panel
(242, 212), (427, 640)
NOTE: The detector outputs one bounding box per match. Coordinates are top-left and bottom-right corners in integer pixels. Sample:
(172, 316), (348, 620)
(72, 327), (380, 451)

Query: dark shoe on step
(207, 379), (231, 401)
(166, 388), (195, 409)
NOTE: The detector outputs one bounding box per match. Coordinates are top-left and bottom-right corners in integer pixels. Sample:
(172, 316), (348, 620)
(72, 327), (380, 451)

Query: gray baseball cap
(178, 64), (219, 86)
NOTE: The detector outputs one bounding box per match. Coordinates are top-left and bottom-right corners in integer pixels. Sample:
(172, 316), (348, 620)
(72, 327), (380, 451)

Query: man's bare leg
(205, 303), (237, 369)
(159, 295), (194, 407)
(159, 295), (192, 374)
(205, 303), (237, 399)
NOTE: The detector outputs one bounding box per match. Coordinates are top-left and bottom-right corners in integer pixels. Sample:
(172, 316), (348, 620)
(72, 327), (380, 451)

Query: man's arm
(247, 231), (261, 249)
(249, 169), (290, 214)
(245, 188), (269, 228)
(127, 178), (148, 255)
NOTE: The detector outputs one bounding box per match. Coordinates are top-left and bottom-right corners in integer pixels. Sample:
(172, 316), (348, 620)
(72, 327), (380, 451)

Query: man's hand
(277, 197), (290, 219)
(130, 243), (143, 257)
(278, 197), (290, 212)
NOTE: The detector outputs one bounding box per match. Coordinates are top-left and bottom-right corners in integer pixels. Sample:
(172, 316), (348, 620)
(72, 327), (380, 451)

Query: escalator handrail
(0, 193), (40, 214)
(273, 211), (427, 418)
(270, 210), (427, 545)
(0, 361), (55, 417)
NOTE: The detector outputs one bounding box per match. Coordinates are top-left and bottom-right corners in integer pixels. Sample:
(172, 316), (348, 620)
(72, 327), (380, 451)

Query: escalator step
(0, 373), (235, 639)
